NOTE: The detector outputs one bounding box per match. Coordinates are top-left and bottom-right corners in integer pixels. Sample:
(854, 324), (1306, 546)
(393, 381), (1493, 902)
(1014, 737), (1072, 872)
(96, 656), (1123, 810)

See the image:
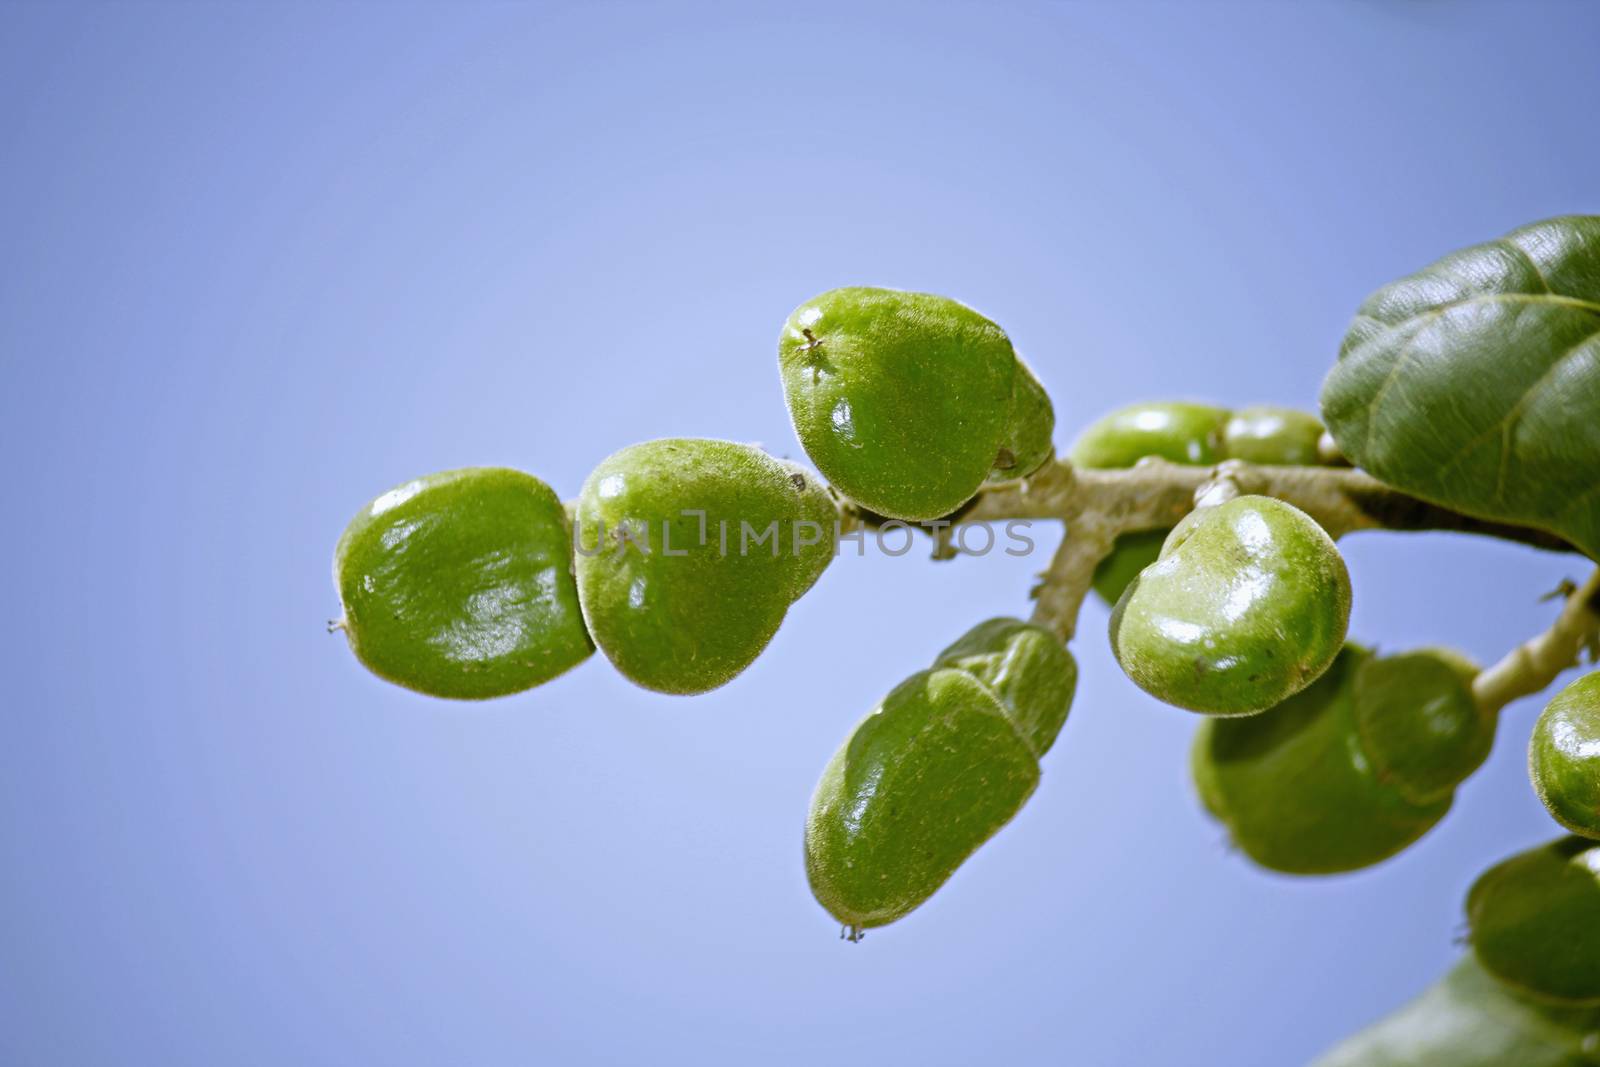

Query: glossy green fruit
(1110, 495), (1351, 715)
(1469, 836), (1600, 1005)
(1312, 956), (1600, 1067)
(1068, 401), (1231, 605)
(333, 468), (593, 699)
(574, 439), (835, 695)
(806, 618), (1075, 934)
(987, 354), (1055, 483)
(1192, 645), (1488, 874)
(1221, 405), (1326, 466)
(779, 287), (1018, 520)
(1531, 673), (1600, 839)
(1067, 400), (1229, 470)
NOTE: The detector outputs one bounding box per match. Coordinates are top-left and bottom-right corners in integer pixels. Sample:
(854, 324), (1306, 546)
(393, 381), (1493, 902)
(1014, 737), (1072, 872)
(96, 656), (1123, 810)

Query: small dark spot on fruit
(993, 447), (1016, 470)
(790, 472), (807, 491)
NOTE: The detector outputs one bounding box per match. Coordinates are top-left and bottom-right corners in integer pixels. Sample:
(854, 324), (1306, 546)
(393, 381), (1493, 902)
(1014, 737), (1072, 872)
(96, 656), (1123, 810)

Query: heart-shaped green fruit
(805, 668), (1040, 935)
(1068, 401), (1231, 605)
(574, 439), (835, 695)
(1221, 406), (1326, 466)
(1192, 645), (1489, 874)
(778, 287), (1017, 520)
(932, 617), (1077, 756)
(987, 354), (1055, 483)
(1067, 400), (1230, 470)
(1531, 673), (1600, 840)
(1468, 836), (1600, 1005)
(1312, 955), (1600, 1067)
(333, 467), (593, 699)
(1110, 495), (1351, 715)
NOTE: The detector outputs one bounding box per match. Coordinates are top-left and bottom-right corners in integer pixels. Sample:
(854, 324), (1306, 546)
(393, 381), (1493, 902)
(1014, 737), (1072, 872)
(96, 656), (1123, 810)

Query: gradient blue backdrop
(4, 2), (1598, 1064)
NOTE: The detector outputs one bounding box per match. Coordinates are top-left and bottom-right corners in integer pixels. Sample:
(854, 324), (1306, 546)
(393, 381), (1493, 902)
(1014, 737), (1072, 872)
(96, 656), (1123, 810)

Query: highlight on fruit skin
(332, 467), (594, 700)
(1192, 643), (1491, 875)
(1467, 836), (1600, 1006)
(573, 438), (836, 696)
(777, 287), (1022, 521)
(805, 618), (1075, 937)
(1109, 495), (1352, 716)
(1529, 671), (1600, 840)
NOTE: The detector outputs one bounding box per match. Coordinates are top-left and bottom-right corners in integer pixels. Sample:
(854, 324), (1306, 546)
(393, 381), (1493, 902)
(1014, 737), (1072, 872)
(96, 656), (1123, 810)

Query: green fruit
(1468, 836), (1600, 1005)
(1531, 673), (1600, 839)
(932, 617), (1077, 756)
(1067, 400), (1230, 470)
(1068, 401), (1231, 606)
(1312, 955), (1600, 1067)
(333, 468), (593, 699)
(987, 354), (1055, 483)
(806, 669), (1039, 934)
(1193, 645), (1490, 874)
(1110, 495), (1352, 715)
(1221, 405), (1326, 466)
(806, 618), (1075, 934)
(778, 287), (1017, 520)
(574, 439), (835, 695)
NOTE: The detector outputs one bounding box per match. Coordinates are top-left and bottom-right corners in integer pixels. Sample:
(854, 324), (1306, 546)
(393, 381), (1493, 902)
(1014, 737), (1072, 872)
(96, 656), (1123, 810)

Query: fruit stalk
(1472, 568), (1600, 716)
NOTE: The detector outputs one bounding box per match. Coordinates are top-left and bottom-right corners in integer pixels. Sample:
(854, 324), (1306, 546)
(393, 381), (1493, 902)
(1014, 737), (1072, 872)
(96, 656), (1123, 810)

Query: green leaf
(1312, 956), (1600, 1067)
(1320, 215), (1600, 560)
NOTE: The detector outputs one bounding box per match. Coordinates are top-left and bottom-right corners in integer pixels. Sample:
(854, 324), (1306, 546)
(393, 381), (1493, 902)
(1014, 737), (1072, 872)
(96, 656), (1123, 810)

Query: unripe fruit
(987, 354), (1055, 483)
(778, 287), (1017, 520)
(1192, 645), (1489, 874)
(1468, 836), (1600, 1005)
(1068, 401), (1230, 604)
(332, 468), (593, 699)
(1530, 672), (1600, 840)
(574, 439), (835, 695)
(806, 619), (1074, 934)
(1110, 495), (1351, 715)
(1221, 405), (1326, 466)
(1067, 400), (1229, 470)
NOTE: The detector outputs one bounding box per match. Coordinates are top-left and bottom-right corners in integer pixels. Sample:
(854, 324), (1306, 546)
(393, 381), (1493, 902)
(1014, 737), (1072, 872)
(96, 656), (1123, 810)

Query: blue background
(4, 2), (1598, 1063)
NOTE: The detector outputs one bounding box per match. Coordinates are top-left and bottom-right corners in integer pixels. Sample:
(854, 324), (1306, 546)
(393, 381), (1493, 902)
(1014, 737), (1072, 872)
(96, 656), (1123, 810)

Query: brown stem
(1472, 569), (1600, 715)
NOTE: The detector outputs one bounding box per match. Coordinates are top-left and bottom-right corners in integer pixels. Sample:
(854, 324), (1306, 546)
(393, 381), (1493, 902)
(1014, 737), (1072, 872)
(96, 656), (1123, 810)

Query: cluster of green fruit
(332, 216), (1600, 1054)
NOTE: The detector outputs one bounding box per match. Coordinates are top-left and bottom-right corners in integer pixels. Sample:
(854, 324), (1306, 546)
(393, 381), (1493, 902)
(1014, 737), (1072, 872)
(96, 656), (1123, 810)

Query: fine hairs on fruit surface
(330, 215), (1600, 1060)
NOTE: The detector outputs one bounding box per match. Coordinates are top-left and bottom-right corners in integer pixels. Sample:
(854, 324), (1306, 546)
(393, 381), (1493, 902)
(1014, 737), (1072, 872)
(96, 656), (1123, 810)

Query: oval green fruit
(574, 438), (835, 695)
(1192, 645), (1475, 874)
(333, 467), (594, 699)
(805, 668), (1041, 935)
(1221, 405), (1327, 466)
(1531, 673), (1600, 840)
(1110, 495), (1351, 715)
(987, 353), (1055, 483)
(932, 617), (1077, 756)
(1066, 400), (1229, 470)
(1468, 836), (1600, 1005)
(778, 287), (1017, 520)
(1312, 955), (1600, 1067)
